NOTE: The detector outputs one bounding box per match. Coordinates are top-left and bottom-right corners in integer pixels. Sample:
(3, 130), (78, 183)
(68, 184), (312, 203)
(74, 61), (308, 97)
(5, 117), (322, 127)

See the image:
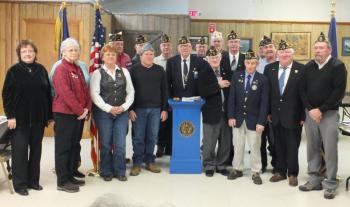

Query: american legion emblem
(179, 121), (195, 137)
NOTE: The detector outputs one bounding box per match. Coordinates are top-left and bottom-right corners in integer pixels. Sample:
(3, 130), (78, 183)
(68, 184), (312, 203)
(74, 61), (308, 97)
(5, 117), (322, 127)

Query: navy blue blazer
(166, 54), (202, 98)
(227, 70), (269, 130)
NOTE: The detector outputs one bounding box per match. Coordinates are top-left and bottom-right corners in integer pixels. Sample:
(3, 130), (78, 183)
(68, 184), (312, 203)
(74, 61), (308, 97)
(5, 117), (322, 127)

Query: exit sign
(188, 10), (200, 17)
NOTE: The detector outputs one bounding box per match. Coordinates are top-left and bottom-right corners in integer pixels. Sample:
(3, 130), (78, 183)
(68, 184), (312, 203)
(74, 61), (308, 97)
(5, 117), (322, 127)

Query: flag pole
(330, 1), (335, 17)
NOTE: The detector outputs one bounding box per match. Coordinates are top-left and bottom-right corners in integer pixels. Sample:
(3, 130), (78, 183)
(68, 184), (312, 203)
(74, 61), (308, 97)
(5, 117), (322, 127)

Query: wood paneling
(191, 19), (350, 91)
(0, 1), (115, 137)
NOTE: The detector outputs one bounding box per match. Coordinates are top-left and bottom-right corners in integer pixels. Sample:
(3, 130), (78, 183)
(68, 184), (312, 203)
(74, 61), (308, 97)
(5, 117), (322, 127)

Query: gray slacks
(202, 112), (231, 171)
(304, 110), (339, 190)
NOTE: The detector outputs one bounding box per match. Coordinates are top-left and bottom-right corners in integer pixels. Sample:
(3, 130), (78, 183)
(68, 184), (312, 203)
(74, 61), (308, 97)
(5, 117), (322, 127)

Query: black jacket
(2, 62), (53, 127)
(166, 54), (202, 98)
(264, 61), (305, 129)
(220, 51), (245, 81)
(198, 61), (224, 124)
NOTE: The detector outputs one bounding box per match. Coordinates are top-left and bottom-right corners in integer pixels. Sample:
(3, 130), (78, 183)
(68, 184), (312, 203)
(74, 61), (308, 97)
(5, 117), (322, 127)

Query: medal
(252, 85), (258, 90)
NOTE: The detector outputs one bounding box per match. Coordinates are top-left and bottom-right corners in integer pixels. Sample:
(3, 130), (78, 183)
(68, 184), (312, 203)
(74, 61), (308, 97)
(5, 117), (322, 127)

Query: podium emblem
(179, 121), (195, 137)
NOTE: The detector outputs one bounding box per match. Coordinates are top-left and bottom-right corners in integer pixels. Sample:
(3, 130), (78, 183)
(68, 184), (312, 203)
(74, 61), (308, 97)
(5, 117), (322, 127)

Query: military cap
(259, 36), (268, 47)
(262, 36), (273, 46)
(211, 31), (223, 40)
(278, 39), (292, 50)
(245, 49), (258, 59)
(109, 32), (123, 42)
(140, 42), (154, 54)
(316, 32), (329, 43)
(135, 34), (147, 44)
(197, 36), (208, 45)
(206, 46), (219, 56)
(178, 36), (190, 45)
(227, 30), (240, 40)
(161, 34), (170, 43)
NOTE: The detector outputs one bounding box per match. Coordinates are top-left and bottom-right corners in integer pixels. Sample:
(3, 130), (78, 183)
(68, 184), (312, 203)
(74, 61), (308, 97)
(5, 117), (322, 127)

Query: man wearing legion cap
(131, 34), (147, 66)
(195, 36), (208, 59)
(211, 30), (225, 54)
(299, 32), (347, 199)
(165, 36), (202, 157)
(109, 32), (131, 68)
(227, 49), (268, 185)
(264, 39), (305, 187)
(198, 46), (231, 177)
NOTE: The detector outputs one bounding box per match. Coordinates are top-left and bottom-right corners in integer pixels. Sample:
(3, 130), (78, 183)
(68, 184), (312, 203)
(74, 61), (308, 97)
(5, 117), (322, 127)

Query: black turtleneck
(2, 61), (53, 127)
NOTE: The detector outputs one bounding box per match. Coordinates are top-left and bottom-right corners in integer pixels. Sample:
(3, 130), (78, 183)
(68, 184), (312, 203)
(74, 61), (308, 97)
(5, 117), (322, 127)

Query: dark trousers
(224, 126), (234, 166)
(11, 124), (44, 191)
(54, 113), (84, 186)
(273, 122), (301, 177)
(260, 123), (276, 169)
(73, 121), (84, 172)
(157, 111), (172, 154)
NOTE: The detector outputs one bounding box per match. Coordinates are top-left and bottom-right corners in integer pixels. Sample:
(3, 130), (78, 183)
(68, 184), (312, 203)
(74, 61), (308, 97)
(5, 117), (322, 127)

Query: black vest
(99, 68), (126, 106)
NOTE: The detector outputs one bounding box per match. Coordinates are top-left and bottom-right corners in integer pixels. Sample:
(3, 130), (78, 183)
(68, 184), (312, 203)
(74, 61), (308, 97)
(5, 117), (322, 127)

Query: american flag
(89, 5), (105, 173)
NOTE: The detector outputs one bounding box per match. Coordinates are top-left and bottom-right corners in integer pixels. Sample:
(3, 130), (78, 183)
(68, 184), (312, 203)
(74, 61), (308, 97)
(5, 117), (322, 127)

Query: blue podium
(168, 99), (204, 174)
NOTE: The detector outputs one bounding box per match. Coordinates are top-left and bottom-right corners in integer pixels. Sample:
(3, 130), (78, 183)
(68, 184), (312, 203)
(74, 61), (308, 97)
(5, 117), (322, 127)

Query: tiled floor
(0, 129), (350, 207)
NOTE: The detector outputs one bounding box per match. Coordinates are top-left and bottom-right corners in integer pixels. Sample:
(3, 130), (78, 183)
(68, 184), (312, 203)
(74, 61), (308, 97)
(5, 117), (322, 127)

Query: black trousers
(224, 126), (234, 166)
(260, 123), (276, 169)
(11, 124), (44, 191)
(157, 111), (172, 154)
(273, 122), (301, 177)
(54, 113), (84, 186)
(73, 122), (84, 171)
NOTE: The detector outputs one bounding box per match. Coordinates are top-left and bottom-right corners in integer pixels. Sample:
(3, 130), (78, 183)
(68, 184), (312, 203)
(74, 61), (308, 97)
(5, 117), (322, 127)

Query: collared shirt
(256, 57), (268, 74)
(116, 52), (131, 68)
(278, 62), (293, 94)
(154, 54), (168, 70)
(90, 64), (135, 113)
(229, 51), (239, 70)
(245, 71), (256, 89)
(213, 67), (225, 108)
(316, 55), (332, 70)
(181, 55), (191, 88)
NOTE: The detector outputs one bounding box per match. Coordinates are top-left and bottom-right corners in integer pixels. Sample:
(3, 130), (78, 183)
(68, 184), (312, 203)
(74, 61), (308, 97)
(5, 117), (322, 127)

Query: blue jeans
(132, 108), (161, 166)
(93, 107), (128, 177)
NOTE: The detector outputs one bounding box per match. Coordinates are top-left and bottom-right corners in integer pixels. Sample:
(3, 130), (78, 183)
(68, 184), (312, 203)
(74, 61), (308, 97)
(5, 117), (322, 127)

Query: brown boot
(130, 166), (141, 176)
(288, 176), (298, 187)
(269, 173), (287, 182)
(145, 163), (161, 173)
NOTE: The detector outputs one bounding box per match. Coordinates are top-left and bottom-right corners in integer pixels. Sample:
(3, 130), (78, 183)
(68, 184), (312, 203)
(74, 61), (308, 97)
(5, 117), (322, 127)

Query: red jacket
(116, 52), (131, 68)
(52, 59), (91, 116)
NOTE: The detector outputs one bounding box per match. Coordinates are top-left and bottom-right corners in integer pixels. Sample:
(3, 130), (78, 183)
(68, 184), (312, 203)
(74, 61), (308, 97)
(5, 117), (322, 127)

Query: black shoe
(156, 146), (165, 158)
(69, 177), (85, 186)
(216, 169), (229, 176)
(205, 170), (214, 177)
(114, 175), (127, 182)
(28, 184), (43, 191)
(57, 182), (79, 193)
(15, 189), (29, 196)
(101, 175), (113, 182)
(73, 170), (85, 178)
(227, 170), (243, 180)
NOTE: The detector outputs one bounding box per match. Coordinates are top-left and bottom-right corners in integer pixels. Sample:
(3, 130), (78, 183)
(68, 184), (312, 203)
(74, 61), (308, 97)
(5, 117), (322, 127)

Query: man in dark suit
(198, 46), (231, 177)
(227, 49), (269, 185)
(220, 30), (246, 166)
(264, 40), (305, 187)
(163, 36), (202, 155)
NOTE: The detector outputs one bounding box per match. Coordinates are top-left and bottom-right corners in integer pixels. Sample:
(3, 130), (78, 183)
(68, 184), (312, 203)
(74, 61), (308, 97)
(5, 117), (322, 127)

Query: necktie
(245, 74), (251, 91)
(183, 59), (189, 87)
(279, 69), (286, 95)
(231, 56), (236, 71)
(215, 69), (221, 78)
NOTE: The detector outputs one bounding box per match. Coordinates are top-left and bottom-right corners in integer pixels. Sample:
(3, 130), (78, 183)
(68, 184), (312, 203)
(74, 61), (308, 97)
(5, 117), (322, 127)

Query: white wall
(102, 0), (188, 14)
(189, 0), (350, 21)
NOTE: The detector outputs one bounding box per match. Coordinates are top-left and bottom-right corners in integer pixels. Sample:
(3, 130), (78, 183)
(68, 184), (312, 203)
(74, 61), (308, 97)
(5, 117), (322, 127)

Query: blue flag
(328, 16), (338, 58)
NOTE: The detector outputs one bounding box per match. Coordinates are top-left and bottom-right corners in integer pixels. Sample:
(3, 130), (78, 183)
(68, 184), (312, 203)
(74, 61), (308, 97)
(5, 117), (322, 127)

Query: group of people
(2, 29), (346, 200)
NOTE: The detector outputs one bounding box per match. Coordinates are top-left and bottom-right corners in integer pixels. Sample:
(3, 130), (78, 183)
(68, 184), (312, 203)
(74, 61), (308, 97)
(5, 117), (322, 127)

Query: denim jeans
(93, 107), (128, 177)
(132, 108), (161, 166)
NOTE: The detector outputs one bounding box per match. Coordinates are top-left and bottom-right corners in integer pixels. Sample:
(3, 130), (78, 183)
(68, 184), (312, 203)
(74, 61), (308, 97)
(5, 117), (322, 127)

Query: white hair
(60, 37), (81, 54)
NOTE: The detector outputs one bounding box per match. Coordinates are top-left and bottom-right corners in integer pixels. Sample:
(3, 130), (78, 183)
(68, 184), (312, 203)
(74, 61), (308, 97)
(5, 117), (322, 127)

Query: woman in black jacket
(2, 40), (52, 196)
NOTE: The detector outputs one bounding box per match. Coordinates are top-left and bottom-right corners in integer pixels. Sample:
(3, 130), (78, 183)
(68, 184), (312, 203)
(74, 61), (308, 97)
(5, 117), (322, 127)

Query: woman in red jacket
(52, 38), (91, 193)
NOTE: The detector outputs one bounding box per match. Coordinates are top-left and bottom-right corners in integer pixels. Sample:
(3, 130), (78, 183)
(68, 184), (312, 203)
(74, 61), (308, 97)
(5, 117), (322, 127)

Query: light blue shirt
(245, 71), (255, 89)
(49, 60), (90, 96)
